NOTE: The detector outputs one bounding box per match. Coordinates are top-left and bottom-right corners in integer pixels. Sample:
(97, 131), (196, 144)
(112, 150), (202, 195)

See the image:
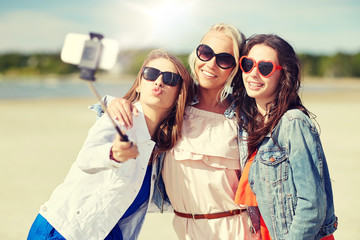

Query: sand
(1, 79), (360, 239)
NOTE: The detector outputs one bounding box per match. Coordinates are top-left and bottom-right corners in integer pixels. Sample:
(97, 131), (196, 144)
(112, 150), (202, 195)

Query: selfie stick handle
(79, 32), (128, 142)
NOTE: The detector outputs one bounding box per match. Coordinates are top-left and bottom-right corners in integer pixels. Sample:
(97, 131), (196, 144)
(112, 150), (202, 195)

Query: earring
(224, 85), (233, 94)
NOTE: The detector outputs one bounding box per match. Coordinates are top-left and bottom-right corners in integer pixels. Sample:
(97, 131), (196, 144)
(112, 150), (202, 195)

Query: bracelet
(109, 147), (122, 163)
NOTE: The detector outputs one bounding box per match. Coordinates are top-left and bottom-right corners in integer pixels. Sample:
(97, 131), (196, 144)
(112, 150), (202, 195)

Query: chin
(245, 91), (258, 99)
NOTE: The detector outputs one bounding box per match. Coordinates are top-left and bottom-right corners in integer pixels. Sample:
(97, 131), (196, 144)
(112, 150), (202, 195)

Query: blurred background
(1, 0), (359, 239)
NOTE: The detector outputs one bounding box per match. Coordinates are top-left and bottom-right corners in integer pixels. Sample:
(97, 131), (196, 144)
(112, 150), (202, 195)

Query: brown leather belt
(174, 209), (246, 220)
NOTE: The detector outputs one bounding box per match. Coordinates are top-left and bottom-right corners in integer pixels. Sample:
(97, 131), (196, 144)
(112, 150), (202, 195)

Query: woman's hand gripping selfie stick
(75, 32), (129, 142)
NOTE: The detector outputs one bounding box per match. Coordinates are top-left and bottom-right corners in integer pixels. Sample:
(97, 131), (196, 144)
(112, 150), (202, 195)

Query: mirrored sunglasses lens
(217, 54), (235, 69)
(258, 62), (274, 76)
(241, 58), (254, 73)
(143, 67), (160, 81)
(197, 45), (214, 61)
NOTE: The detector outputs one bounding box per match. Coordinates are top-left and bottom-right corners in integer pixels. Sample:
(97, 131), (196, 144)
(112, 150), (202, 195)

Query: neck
(256, 100), (272, 122)
(141, 104), (167, 138)
(195, 86), (229, 113)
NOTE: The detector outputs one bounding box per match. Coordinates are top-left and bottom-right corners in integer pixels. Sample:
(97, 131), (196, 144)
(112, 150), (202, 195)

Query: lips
(247, 81), (264, 90)
(152, 86), (162, 96)
(201, 69), (216, 78)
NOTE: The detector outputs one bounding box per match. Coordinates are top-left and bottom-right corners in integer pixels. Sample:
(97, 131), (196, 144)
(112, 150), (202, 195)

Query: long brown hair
(234, 34), (311, 158)
(124, 49), (195, 152)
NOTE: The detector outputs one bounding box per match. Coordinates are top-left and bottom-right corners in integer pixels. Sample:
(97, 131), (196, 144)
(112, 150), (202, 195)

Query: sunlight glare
(145, 0), (191, 30)
(126, 0), (197, 46)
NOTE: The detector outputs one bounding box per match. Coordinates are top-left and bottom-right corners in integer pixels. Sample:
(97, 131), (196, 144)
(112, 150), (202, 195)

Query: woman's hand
(108, 98), (138, 128)
(110, 134), (139, 163)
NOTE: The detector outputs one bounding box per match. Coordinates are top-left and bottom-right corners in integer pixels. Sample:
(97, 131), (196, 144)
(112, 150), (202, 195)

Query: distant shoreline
(1, 76), (360, 100)
(0, 73), (136, 83)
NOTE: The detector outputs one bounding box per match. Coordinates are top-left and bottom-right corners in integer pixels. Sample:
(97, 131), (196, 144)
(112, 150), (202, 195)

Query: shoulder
(273, 109), (319, 139)
(279, 109), (314, 128)
(273, 109), (319, 144)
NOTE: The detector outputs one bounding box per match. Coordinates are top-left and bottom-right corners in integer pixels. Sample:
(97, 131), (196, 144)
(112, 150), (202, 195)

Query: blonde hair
(124, 49), (194, 152)
(188, 23), (245, 101)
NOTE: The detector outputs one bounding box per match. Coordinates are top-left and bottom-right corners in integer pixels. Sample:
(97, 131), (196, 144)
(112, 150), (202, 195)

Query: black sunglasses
(196, 44), (236, 69)
(142, 67), (182, 87)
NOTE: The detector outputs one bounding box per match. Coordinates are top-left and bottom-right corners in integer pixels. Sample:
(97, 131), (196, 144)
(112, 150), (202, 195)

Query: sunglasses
(142, 67), (182, 87)
(196, 44), (235, 69)
(240, 56), (283, 78)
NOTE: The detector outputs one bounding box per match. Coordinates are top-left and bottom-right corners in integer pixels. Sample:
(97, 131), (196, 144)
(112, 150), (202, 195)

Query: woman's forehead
(147, 58), (177, 72)
(248, 44), (279, 63)
(201, 31), (234, 54)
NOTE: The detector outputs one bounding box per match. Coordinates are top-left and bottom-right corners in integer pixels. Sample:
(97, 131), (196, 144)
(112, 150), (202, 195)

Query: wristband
(110, 147), (122, 163)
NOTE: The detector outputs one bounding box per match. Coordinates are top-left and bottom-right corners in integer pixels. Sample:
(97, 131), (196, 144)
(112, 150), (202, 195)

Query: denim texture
(242, 109), (338, 240)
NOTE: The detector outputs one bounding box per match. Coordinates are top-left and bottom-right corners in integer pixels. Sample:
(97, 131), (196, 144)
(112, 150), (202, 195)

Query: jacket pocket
(258, 148), (288, 185)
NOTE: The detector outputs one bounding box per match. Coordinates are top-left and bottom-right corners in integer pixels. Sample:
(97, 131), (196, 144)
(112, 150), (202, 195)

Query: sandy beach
(1, 79), (360, 239)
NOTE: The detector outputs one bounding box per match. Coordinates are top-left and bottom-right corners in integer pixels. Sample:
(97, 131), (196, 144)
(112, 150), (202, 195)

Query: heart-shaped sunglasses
(240, 56), (282, 78)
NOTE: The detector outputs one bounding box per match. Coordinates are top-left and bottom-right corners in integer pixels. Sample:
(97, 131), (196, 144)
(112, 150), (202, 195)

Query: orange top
(234, 151), (271, 240)
(321, 235), (335, 240)
(234, 151), (334, 240)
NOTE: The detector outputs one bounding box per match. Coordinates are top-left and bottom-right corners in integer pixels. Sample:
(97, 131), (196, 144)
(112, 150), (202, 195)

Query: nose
(154, 75), (164, 87)
(205, 56), (217, 69)
(249, 66), (259, 77)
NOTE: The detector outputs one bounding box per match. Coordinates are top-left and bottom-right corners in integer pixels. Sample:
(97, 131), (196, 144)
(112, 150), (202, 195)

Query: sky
(1, 0), (360, 55)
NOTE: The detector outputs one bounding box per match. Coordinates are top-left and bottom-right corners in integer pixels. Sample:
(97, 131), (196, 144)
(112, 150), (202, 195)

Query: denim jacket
(91, 96), (262, 234)
(240, 109), (338, 240)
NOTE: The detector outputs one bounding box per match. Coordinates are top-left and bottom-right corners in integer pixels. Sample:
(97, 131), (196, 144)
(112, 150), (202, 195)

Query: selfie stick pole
(78, 32), (129, 142)
(86, 82), (129, 142)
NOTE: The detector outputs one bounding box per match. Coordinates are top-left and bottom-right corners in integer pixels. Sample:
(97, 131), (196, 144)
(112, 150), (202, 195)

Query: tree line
(0, 50), (359, 78)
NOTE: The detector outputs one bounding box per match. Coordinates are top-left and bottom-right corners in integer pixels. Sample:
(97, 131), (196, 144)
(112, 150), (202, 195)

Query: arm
(89, 95), (116, 118)
(89, 95), (138, 128)
(108, 97), (138, 128)
(75, 114), (138, 173)
(284, 119), (326, 239)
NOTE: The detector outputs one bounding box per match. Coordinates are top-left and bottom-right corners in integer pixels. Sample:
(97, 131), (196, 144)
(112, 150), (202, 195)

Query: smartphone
(61, 33), (119, 70)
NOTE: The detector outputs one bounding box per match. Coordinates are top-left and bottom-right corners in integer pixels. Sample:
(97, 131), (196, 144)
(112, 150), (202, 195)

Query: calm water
(0, 77), (133, 99)
(0, 76), (339, 100)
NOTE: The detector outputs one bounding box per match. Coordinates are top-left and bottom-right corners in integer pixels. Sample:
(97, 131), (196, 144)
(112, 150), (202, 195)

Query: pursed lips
(152, 86), (163, 96)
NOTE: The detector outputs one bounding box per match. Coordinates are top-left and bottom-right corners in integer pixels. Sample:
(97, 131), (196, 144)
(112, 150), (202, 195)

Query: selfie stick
(78, 32), (129, 142)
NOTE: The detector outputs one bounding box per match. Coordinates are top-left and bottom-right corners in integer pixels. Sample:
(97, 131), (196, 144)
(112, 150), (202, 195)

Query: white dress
(162, 106), (260, 240)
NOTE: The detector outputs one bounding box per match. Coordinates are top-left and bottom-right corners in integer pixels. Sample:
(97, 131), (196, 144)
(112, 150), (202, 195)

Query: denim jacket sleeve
(149, 153), (173, 213)
(253, 110), (329, 239)
(88, 95), (116, 118)
(283, 114), (326, 239)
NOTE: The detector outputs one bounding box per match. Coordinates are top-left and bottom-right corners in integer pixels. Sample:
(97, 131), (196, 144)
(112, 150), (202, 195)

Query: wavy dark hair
(233, 34), (311, 158)
(124, 49), (195, 152)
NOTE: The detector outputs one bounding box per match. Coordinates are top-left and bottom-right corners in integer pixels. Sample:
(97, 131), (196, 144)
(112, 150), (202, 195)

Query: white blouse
(162, 106), (260, 240)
